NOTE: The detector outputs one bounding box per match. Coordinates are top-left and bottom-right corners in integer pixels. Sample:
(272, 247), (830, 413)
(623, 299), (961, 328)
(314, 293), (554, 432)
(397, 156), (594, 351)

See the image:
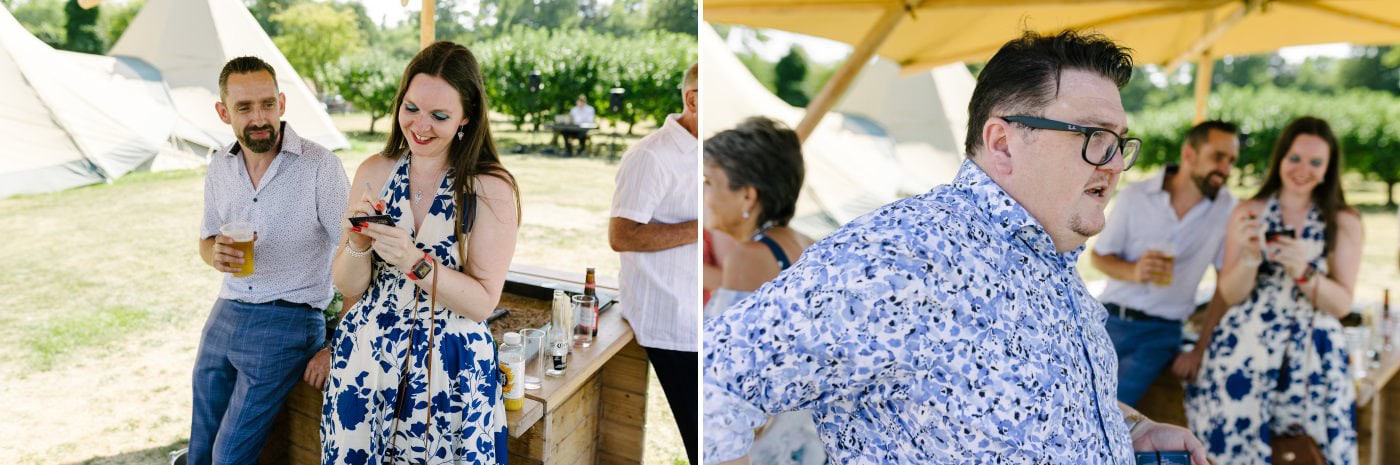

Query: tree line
(7, 0), (697, 134)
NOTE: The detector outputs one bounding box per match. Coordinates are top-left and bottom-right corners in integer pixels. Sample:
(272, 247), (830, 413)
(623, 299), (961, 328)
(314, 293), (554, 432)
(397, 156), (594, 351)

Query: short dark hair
(218, 56), (278, 100)
(703, 117), (805, 228)
(965, 30), (1134, 158)
(1185, 120), (1239, 150)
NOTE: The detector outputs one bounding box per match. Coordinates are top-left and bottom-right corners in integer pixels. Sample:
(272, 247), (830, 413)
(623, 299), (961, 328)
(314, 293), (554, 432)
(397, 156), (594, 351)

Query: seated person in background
(1089, 120), (1239, 407)
(563, 94), (595, 155)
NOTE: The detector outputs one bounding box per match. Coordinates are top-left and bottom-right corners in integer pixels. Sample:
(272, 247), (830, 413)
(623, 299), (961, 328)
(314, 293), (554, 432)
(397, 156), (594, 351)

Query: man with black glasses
(1091, 121), (1240, 404)
(704, 30), (1210, 464)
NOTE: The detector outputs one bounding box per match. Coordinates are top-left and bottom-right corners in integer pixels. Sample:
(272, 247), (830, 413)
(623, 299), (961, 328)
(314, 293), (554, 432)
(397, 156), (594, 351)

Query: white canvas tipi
(0, 5), (192, 198)
(109, 0), (349, 152)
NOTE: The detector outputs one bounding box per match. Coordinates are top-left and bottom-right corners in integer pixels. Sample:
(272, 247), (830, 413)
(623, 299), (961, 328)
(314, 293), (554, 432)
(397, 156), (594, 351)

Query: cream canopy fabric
(705, 0), (1400, 74)
(109, 0), (349, 151)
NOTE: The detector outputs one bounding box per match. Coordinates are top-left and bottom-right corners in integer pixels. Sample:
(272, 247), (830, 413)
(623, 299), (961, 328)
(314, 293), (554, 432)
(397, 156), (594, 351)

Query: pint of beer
(220, 222), (256, 278)
(1147, 239), (1175, 286)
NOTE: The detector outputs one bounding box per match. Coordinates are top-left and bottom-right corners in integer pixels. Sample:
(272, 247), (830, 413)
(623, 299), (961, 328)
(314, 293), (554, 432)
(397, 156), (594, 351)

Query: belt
(1104, 303), (1175, 323)
(237, 299), (319, 312)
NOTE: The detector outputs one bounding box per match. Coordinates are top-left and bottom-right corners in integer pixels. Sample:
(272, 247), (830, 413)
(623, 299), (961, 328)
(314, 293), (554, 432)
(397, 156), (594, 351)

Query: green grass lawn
(0, 114), (689, 464)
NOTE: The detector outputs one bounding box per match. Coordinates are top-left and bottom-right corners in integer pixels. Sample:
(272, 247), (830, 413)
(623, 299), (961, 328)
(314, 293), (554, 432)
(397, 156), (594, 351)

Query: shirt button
(248, 286), (253, 291)
(253, 197), (258, 202)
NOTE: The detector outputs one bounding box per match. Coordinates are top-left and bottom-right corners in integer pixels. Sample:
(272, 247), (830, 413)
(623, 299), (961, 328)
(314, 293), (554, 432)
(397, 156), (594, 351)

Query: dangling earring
(742, 209), (750, 220)
(456, 128), (465, 141)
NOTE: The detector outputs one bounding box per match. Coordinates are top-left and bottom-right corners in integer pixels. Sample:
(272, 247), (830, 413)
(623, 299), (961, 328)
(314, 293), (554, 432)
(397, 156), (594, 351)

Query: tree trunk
(1388, 180), (1396, 208)
(368, 114), (380, 135)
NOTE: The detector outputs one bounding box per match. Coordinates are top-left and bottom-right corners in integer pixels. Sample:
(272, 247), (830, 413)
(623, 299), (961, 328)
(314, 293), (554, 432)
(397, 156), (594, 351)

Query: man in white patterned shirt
(190, 56), (348, 465)
(609, 62), (700, 464)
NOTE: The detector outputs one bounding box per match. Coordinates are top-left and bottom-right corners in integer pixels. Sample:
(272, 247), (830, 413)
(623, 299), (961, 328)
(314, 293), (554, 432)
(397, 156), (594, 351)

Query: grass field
(0, 113), (689, 464)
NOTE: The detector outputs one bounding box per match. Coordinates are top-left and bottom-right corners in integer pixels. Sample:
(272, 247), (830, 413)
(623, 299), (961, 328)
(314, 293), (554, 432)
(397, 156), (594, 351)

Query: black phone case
(349, 214), (394, 227)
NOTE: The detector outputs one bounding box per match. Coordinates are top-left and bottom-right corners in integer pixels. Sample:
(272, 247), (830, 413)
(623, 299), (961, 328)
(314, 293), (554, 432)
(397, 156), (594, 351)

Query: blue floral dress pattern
(703, 160), (1134, 464)
(321, 155), (507, 464)
(1185, 197), (1357, 465)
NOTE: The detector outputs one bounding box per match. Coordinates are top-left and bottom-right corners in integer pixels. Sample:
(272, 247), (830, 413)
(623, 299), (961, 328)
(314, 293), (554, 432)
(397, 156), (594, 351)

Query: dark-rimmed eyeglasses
(1002, 116), (1141, 170)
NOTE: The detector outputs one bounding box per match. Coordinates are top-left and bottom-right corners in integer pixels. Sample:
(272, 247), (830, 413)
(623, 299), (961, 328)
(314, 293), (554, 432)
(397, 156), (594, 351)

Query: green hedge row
(475, 26), (696, 133)
(1130, 85), (1400, 192)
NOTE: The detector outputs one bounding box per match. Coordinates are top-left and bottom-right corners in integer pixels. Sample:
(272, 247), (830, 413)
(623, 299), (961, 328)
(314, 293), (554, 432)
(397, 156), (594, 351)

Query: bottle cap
(504, 332), (521, 345)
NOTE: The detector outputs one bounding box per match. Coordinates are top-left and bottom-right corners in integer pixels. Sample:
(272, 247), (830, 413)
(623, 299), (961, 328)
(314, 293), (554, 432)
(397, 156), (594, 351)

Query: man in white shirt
(564, 94), (596, 155)
(1091, 120), (1239, 406)
(609, 63), (699, 464)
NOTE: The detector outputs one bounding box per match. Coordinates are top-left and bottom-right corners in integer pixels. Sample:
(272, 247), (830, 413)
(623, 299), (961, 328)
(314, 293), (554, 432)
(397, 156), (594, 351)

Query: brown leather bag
(1272, 431), (1325, 465)
(1272, 307), (1325, 465)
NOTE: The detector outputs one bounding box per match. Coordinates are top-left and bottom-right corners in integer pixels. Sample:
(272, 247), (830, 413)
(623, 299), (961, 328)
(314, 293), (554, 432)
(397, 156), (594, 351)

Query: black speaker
(528, 72), (541, 93)
(609, 87), (625, 114)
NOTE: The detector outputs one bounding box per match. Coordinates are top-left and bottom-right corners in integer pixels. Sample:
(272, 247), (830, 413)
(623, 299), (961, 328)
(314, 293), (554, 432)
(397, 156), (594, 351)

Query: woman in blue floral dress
(1185, 117), (1361, 464)
(320, 41), (521, 464)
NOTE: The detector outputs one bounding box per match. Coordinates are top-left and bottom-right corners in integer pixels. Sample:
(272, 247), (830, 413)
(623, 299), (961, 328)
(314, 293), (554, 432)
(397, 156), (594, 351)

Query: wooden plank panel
(597, 451), (642, 465)
(598, 423), (644, 462)
(600, 386), (647, 429)
(284, 383), (324, 420)
(547, 399), (599, 465)
(601, 350), (650, 395)
(507, 397), (546, 438)
(285, 440), (321, 465)
(507, 418), (548, 462)
(547, 377), (601, 443)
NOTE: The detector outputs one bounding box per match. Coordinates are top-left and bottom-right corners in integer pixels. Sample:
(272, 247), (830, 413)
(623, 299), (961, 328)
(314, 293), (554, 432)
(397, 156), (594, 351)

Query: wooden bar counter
(258, 266), (650, 465)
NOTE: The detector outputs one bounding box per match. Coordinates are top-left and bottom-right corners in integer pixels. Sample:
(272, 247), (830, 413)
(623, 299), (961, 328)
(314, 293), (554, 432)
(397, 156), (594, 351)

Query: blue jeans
(189, 299), (324, 465)
(1105, 313), (1183, 407)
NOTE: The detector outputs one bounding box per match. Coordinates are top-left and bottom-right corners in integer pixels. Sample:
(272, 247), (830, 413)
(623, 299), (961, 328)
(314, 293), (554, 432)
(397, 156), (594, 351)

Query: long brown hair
(382, 41), (520, 225)
(1251, 116), (1350, 252)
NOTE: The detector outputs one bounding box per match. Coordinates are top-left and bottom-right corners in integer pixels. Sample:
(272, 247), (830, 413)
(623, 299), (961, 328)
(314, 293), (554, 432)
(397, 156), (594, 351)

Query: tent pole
(1164, 0), (1259, 74)
(1193, 49), (1213, 124)
(422, 0), (436, 49)
(795, 1), (912, 142)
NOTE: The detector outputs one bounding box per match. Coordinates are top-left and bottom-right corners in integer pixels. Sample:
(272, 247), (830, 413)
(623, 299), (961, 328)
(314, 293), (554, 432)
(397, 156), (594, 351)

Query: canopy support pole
(795, 1), (912, 141)
(421, 0), (436, 49)
(1192, 48), (1213, 124)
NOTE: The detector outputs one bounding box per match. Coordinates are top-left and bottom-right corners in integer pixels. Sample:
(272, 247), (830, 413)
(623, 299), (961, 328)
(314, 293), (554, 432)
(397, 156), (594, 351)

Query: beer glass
(1147, 239), (1175, 286)
(520, 328), (546, 390)
(572, 294), (597, 348)
(220, 222), (256, 277)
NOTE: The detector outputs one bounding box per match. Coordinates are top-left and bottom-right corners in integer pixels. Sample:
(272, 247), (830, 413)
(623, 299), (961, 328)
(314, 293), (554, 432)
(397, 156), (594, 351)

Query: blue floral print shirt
(703, 160), (1134, 464)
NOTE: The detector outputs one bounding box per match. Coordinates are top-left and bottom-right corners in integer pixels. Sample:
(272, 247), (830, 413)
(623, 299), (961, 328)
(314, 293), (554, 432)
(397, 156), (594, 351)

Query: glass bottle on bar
(585, 267), (598, 339)
(549, 286), (572, 378)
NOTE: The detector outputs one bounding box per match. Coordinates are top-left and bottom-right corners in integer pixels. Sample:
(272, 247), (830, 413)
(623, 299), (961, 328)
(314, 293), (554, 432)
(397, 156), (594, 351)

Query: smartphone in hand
(1264, 226), (1296, 243)
(349, 214), (394, 228)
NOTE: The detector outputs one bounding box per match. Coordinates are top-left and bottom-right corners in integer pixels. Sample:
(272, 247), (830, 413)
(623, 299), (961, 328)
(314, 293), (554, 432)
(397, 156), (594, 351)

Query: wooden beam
(1163, 0), (1259, 74)
(796, 1), (913, 141)
(421, 0), (437, 50)
(1190, 8), (1215, 124)
(1192, 49), (1213, 124)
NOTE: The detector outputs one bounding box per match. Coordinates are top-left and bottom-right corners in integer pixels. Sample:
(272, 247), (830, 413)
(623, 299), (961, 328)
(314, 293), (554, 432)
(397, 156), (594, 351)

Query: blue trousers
(189, 299), (324, 465)
(1105, 313), (1183, 407)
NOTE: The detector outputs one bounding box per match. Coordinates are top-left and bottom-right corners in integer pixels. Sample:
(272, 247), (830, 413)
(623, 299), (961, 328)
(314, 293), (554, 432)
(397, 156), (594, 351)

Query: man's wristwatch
(407, 251), (433, 281)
